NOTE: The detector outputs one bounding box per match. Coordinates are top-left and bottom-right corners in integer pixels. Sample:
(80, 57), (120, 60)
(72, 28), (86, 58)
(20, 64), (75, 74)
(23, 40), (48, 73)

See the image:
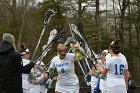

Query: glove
(45, 79), (52, 89)
(29, 62), (35, 67)
(86, 81), (91, 86)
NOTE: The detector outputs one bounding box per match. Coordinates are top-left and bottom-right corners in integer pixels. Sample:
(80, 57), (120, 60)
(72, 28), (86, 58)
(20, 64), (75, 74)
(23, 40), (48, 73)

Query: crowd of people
(0, 33), (135, 93)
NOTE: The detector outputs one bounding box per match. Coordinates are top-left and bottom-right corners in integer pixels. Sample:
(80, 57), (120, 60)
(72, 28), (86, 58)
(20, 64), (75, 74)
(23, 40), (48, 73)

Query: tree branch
(0, 0), (13, 13)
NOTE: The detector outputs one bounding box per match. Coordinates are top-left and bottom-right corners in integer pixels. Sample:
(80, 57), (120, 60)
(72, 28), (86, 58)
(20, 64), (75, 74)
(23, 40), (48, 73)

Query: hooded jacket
(0, 41), (34, 93)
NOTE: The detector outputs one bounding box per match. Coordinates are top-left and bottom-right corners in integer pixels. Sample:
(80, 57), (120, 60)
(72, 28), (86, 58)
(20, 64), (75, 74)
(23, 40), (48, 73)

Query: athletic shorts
(107, 85), (127, 93)
(55, 83), (79, 93)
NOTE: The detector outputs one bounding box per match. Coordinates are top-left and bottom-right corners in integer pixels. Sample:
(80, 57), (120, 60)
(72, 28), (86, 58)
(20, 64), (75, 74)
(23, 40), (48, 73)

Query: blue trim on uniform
(94, 79), (100, 93)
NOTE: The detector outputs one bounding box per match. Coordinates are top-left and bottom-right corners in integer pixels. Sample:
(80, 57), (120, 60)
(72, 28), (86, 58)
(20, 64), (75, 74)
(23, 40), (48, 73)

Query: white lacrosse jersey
(105, 55), (128, 87)
(49, 53), (79, 86)
(22, 59), (30, 89)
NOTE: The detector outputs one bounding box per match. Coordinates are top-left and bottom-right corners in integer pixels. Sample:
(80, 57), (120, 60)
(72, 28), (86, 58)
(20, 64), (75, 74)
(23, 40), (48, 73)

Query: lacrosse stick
(69, 23), (97, 70)
(40, 35), (73, 73)
(36, 29), (57, 63)
(69, 24), (91, 71)
(32, 29), (63, 64)
(32, 10), (55, 60)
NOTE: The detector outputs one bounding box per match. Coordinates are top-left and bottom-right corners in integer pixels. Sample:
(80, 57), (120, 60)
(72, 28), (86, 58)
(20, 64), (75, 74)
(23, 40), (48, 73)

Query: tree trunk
(128, 0), (133, 70)
(113, 0), (118, 38)
(17, 0), (27, 46)
(95, 0), (101, 51)
(11, 0), (16, 20)
(118, 0), (128, 53)
(76, 1), (84, 34)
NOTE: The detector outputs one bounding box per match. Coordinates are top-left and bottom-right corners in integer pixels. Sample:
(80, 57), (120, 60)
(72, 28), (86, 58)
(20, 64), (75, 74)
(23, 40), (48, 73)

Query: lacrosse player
(46, 42), (84, 93)
(88, 55), (100, 93)
(98, 50), (108, 93)
(29, 61), (48, 93)
(96, 40), (128, 93)
(88, 51), (108, 93)
(19, 43), (31, 93)
(38, 61), (47, 93)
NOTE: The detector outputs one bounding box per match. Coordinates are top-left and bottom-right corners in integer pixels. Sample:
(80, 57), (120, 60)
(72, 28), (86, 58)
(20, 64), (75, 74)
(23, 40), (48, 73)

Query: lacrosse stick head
(44, 10), (55, 24)
(47, 29), (57, 45)
(64, 36), (73, 45)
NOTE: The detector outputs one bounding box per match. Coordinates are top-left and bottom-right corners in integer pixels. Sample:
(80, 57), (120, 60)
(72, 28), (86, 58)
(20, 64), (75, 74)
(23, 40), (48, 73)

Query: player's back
(105, 55), (128, 87)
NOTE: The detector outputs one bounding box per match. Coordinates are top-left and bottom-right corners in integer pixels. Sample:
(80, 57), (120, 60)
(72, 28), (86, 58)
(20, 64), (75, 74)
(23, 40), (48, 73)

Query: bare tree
(17, 0), (28, 46)
(118, 0), (129, 52)
(0, 0), (17, 20)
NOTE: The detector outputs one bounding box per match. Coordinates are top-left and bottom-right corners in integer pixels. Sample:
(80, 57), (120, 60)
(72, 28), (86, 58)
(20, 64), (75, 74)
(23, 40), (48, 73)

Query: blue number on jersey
(61, 68), (65, 73)
(115, 64), (124, 75)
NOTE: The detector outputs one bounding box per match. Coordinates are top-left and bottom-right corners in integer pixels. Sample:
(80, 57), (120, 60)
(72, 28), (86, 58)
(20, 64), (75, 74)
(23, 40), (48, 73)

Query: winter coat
(0, 41), (34, 93)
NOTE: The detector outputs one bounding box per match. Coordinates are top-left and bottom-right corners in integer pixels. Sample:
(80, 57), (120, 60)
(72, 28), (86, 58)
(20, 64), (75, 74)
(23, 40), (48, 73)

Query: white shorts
(55, 83), (79, 93)
(30, 84), (40, 93)
(100, 89), (107, 93)
(40, 85), (46, 93)
(23, 88), (30, 93)
(107, 85), (127, 93)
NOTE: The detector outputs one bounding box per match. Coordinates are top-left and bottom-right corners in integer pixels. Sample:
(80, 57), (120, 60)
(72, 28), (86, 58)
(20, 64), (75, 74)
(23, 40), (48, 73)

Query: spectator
(0, 33), (34, 93)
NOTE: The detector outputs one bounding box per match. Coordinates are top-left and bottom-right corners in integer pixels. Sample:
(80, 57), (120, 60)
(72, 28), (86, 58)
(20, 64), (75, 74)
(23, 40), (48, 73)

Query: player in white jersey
(29, 61), (47, 93)
(36, 61), (46, 93)
(47, 42), (81, 93)
(88, 50), (108, 93)
(98, 50), (108, 93)
(19, 44), (31, 93)
(97, 40), (128, 93)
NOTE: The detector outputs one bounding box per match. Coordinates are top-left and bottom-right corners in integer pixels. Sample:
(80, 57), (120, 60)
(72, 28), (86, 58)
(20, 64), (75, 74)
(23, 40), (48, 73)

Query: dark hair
(19, 43), (29, 54)
(109, 40), (121, 54)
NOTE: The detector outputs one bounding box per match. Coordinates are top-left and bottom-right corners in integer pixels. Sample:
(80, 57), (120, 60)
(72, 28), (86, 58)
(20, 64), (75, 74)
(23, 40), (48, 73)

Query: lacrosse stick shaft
(77, 61), (87, 82)
(33, 41), (55, 63)
(85, 58), (91, 71)
(78, 61), (86, 77)
(80, 60), (90, 75)
(32, 26), (46, 60)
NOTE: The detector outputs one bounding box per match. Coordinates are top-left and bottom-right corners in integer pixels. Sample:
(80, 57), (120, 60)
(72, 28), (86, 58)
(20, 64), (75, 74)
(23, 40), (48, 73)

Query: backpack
(128, 79), (136, 89)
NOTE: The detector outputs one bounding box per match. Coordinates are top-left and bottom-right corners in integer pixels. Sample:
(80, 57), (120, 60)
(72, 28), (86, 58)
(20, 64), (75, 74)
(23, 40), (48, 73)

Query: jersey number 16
(115, 64), (124, 75)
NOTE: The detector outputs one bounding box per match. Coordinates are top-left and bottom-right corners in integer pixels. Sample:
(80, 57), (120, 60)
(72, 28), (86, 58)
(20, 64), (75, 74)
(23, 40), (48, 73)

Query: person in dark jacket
(0, 33), (35, 93)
